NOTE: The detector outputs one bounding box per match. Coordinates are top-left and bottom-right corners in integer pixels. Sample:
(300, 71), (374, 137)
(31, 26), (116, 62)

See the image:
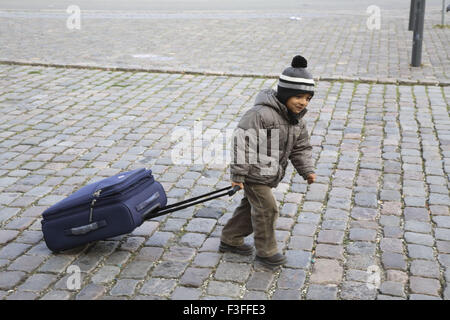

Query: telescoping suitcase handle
(142, 185), (241, 220)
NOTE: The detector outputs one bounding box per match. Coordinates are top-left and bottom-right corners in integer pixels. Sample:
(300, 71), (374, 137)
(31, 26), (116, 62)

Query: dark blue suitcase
(41, 168), (239, 252)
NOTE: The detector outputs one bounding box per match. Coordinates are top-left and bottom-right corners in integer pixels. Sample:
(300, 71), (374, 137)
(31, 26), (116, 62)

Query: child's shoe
(255, 253), (287, 268)
(219, 241), (254, 256)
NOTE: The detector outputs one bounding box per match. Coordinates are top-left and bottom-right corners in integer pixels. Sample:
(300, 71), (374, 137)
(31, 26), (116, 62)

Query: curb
(1, 60), (448, 87)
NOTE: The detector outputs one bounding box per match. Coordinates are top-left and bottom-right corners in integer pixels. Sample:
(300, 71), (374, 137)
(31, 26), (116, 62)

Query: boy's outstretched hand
(306, 173), (316, 184)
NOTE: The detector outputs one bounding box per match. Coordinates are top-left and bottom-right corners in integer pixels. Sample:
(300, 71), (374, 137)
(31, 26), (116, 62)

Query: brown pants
(221, 183), (279, 257)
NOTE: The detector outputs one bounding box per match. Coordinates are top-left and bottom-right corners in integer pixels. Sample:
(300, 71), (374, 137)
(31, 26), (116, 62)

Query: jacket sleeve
(289, 121), (315, 180)
(230, 110), (263, 183)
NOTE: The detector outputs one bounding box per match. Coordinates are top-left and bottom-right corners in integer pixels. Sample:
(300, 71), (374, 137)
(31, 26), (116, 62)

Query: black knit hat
(276, 55), (315, 105)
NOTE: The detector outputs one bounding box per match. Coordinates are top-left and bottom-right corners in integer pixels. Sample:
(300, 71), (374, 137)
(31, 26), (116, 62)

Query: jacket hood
(254, 89), (307, 122)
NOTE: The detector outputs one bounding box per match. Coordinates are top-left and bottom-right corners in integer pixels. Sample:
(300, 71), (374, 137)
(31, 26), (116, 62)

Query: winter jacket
(230, 89), (314, 188)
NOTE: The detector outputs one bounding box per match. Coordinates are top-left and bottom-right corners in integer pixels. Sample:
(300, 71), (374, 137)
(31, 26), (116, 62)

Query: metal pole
(412, 0), (426, 67)
(409, 0), (417, 31)
(442, 0), (446, 25)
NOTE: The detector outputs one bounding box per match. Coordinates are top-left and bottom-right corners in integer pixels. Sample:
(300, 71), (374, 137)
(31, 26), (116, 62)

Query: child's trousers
(221, 183), (279, 257)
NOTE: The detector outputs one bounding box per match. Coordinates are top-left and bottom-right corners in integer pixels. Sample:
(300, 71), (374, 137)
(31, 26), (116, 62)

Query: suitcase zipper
(96, 168), (149, 198)
(42, 169), (152, 219)
(89, 189), (102, 222)
(88, 176), (153, 222)
(42, 176), (152, 222)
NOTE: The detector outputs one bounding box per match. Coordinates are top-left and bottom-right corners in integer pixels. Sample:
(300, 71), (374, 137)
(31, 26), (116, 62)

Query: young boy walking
(220, 55), (316, 268)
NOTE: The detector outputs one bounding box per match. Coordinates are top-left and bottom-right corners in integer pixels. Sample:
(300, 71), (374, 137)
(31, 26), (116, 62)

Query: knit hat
(276, 55), (315, 106)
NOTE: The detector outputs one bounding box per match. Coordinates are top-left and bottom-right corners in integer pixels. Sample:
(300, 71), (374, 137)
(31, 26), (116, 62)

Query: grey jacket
(230, 89), (314, 188)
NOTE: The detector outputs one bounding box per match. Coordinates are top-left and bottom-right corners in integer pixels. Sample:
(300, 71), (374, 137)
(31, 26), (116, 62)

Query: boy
(219, 55), (316, 268)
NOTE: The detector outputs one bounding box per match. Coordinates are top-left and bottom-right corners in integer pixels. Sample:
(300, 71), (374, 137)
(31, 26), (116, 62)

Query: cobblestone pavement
(0, 8), (449, 83)
(0, 64), (449, 300)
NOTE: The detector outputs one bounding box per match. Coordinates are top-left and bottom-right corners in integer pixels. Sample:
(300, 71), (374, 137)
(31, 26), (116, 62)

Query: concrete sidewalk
(0, 64), (449, 300)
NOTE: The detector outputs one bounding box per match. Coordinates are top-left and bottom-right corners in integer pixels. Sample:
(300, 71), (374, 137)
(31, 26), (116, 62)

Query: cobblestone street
(0, 63), (449, 300)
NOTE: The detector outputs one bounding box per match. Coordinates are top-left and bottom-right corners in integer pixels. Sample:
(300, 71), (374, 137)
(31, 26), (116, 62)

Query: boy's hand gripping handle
(228, 185), (241, 196)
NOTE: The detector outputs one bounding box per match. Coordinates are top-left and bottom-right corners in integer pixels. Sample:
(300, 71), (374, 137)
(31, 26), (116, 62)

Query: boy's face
(286, 93), (312, 114)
